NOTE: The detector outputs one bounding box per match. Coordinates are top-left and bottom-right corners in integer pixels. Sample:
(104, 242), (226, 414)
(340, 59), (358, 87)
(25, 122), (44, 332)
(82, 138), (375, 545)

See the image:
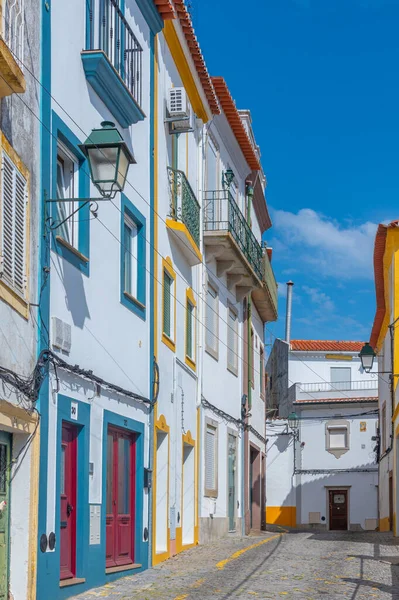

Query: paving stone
(69, 531), (399, 600)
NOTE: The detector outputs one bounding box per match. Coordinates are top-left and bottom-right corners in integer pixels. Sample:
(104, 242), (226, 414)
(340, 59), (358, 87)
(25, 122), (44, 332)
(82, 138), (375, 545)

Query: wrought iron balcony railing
(167, 167), (200, 248)
(203, 190), (264, 281)
(86, 0), (142, 107)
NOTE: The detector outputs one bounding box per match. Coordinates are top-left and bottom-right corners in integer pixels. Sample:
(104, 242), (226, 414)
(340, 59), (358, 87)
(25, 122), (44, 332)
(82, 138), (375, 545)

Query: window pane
(106, 433), (114, 514)
(56, 143), (79, 248)
(227, 309), (237, 370)
(118, 437), (130, 514)
(124, 215), (138, 298)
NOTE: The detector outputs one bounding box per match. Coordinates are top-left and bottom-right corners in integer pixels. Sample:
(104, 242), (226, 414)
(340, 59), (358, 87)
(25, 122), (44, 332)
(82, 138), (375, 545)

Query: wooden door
(106, 429), (135, 568)
(329, 490), (348, 531)
(60, 423), (77, 580)
(0, 433), (11, 600)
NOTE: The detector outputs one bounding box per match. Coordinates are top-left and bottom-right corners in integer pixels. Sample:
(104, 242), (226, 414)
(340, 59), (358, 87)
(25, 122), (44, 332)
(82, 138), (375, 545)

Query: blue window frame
(120, 194), (146, 319)
(51, 112), (90, 276)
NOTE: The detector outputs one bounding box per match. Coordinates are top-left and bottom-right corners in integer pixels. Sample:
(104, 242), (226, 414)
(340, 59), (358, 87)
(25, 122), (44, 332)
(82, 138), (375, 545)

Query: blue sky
(194, 0), (399, 345)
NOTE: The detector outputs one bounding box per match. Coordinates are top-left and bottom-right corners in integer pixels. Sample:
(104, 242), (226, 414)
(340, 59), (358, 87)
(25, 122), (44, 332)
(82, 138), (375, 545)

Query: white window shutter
(205, 426), (216, 490)
(1, 151), (27, 298)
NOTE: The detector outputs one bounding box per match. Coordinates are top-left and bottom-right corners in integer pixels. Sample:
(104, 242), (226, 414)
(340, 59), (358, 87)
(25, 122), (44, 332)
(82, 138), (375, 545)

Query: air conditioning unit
(166, 87), (194, 134)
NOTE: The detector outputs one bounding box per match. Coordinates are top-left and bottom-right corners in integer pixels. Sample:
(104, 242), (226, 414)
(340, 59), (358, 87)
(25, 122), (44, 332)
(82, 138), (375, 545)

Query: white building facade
(266, 340), (379, 530)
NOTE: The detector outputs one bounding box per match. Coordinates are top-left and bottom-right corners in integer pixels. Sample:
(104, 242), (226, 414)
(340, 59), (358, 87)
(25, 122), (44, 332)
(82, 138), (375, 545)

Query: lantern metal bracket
(45, 197), (108, 231)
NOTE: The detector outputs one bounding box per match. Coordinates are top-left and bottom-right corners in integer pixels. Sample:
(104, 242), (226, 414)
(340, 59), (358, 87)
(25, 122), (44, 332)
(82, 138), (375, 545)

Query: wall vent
(309, 512), (321, 524)
(52, 317), (72, 353)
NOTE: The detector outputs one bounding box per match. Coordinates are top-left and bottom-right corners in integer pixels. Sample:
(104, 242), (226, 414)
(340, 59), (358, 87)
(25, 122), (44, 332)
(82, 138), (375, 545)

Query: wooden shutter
(1, 151), (27, 297)
(163, 271), (172, 337)
(205, 425), (216, 491)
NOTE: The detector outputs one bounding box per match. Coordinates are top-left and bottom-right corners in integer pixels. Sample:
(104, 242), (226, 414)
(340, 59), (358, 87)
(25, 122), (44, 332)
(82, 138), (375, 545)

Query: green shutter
(163, 272), (172, 337)
(186, 302), (193, 358)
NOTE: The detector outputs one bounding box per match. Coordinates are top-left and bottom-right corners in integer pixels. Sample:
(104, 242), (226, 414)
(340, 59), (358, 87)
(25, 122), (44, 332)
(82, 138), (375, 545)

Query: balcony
(0, 0), (26, 97)
(293, 379), (378, 403)
(203, 190), (264, 301)
(82, 0), (145, 127)
(166, 167), (202, 266)
(252, 252), (278, 323)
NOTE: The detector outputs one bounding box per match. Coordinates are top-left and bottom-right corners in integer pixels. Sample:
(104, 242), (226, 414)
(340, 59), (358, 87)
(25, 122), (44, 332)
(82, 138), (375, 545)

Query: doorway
(106, 428), (136, 568)
(389, 473), (393, 531)
(250, 446), (261, 531)
(182, 443), (195, 545)
(0, 432), (11, 599)
(228, 434), (236, 532)
(60, 423), (77, 580)
(329, 489), (348, 530)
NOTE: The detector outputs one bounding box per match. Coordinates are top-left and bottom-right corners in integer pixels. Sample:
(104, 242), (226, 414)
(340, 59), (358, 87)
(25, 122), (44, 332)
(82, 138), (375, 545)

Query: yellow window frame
(161, 256), (176, 352)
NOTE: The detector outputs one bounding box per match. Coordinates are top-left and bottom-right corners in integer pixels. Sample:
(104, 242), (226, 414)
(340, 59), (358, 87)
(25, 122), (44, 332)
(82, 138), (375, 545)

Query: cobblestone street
(70, 531), (399, 600)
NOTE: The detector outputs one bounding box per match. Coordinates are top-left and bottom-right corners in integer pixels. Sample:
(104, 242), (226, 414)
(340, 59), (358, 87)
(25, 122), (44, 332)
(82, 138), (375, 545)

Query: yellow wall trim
(27, 425), (40, 600)
(325, 354), (352, 361)
(166, 219), (203, 264)
(155, 414), (170, 433)
(183, 430), (195, 446)
(392, 402), (399, 424)
(379, 516), (390, 532)
(0, 399), (38, 434)
(163, 21), (209, 123)
(266, 506), (296, 528)
(162, 256), (177, 352)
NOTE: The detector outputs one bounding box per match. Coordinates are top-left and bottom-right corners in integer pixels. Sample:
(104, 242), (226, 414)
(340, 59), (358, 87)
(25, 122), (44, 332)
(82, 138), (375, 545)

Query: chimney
(285, 281), (294, 344)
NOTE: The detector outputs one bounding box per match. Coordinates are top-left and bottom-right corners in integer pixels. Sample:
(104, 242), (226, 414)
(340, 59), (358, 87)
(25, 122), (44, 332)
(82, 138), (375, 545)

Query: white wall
(289, 353), (378, 388)
(266, 421), (295, 509)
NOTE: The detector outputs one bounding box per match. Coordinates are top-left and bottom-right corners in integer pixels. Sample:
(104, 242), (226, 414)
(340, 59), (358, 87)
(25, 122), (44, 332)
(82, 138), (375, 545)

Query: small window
(204, 421), (218, 497)
(205, 283), (218, 358)
(227, 307), (238, 374)
(1, 148), (28, 300)
(330, 367), (351, 391)
(162, 259), (176, 351)
(56, 141), (79, 249)
(251, 328), (255, 390)
(326, 420), (350, 457)
(163, 271), (173, 338)
(123, 213), (138, 299)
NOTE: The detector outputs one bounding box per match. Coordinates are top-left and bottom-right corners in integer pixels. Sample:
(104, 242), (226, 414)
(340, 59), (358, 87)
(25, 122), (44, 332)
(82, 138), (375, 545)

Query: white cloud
(270, 208), (377, 280)
(302, 285), (335, 313)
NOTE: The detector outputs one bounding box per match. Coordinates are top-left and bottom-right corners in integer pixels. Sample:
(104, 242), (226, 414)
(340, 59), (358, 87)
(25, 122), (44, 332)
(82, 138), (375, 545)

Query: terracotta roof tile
(212, 77), (261, 170)
(290, 340), (365, 352)
(294, 396), (378, 405)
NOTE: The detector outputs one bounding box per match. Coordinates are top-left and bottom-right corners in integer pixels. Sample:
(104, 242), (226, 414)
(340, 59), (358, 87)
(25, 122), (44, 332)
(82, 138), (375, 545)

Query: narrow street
(70, 531), (399, 600)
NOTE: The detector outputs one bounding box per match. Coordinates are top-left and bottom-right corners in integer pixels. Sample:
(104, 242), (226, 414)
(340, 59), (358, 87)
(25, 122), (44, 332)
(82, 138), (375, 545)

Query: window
(205, 282), (218, 358)
(52, 114), (90, 275)
(56, 141), (79, 249)
(260, 345), (265, 398)
(251, 328), (255, 390)
(204, 421), (218, 497)
(123, 214), (138, 298)
(120, 196), (146, 319)
(330, 367), (351, 391)
(185, 288), (196, 369)
(227, 307), (238, 375)
(0, 144), (28, 308)
(326, 420), (350, 457)
(162, 258), (175, 351)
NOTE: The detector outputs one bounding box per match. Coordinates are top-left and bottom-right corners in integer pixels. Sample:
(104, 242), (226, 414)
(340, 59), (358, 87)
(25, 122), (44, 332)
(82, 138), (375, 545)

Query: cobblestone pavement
(70, 530), (399, 599)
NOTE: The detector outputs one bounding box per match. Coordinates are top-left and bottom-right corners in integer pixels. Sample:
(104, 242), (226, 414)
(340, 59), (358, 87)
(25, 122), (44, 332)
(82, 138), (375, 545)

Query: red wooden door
(106, 429), (135, 568)
(60, 423), (77, 580)
(329, 490), (348, 531)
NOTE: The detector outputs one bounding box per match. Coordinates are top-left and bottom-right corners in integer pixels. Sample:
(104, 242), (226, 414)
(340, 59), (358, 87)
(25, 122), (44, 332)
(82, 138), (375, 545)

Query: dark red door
(60, 423), (77, 580)
(329, 490), (348, 531)
(106, 429), (135, 568)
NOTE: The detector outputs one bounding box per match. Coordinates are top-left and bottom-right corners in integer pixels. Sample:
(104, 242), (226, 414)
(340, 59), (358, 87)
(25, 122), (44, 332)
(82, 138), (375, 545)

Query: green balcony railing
(203, 190), (264, 281)
(167, 167), (200, 248)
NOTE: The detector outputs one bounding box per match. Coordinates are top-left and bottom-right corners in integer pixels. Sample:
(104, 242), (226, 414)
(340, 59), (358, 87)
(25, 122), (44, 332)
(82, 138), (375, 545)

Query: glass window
(56, 141), (79, 249)
(227, 308), (238, 373)
(205, 284), (218, 355)
(123, 214), (138, 298)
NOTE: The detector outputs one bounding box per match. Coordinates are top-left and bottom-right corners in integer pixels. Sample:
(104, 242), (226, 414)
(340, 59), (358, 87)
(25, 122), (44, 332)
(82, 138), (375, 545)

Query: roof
(211, 77), (261, 170)
(155, 1), (220, 115)
(370, 222), (393, 349)
(294, 396), (378, 405)
(290, 340), (365, 353)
